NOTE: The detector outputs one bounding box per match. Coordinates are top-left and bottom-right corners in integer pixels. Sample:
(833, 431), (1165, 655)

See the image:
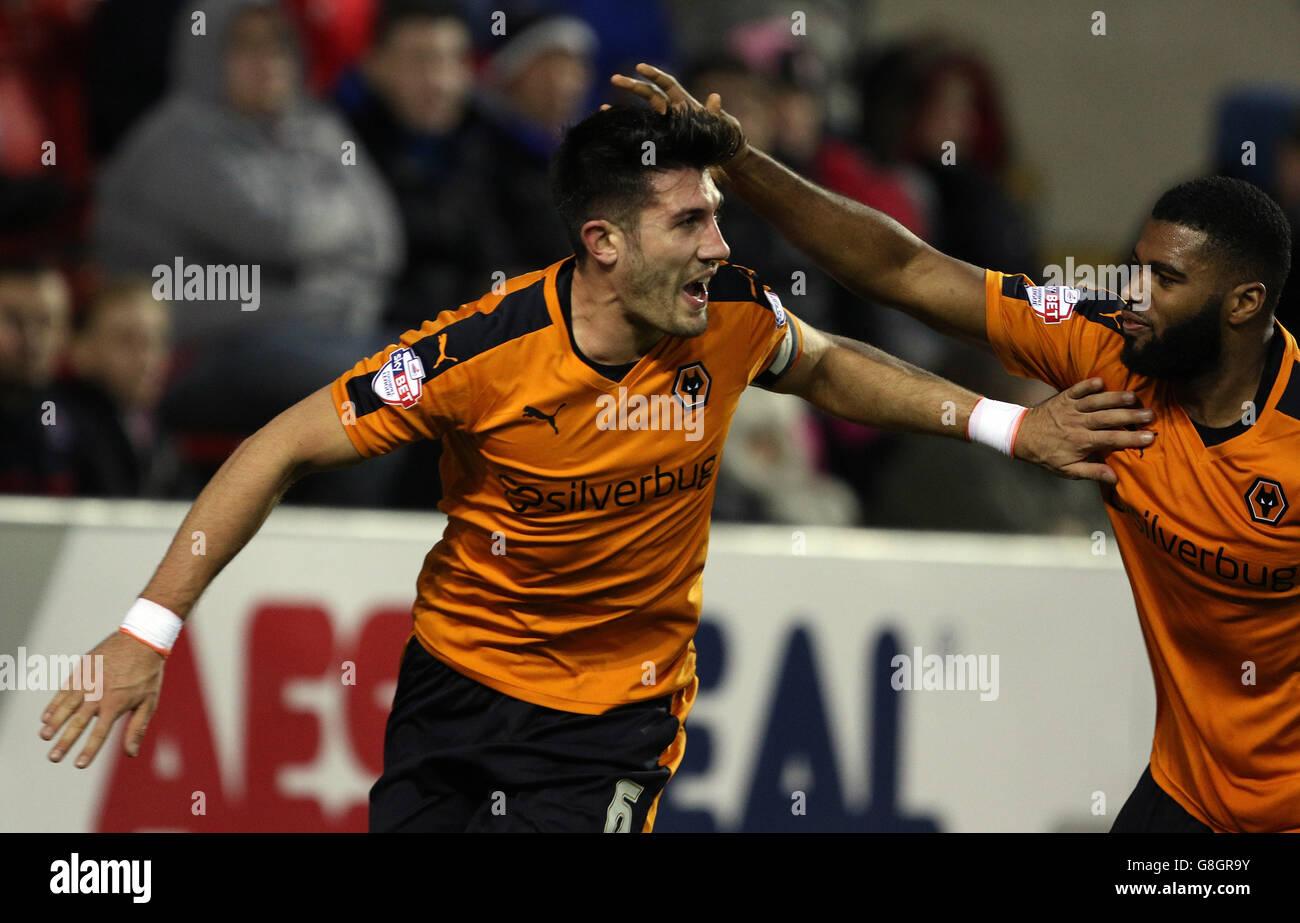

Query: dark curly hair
(551, 104), (744, 263)
(1151, 176), (1292, 314)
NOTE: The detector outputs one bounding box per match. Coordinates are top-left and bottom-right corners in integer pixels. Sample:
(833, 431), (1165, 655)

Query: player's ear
(1227, 280), (1268, 326)
(580, 219), (620, 268)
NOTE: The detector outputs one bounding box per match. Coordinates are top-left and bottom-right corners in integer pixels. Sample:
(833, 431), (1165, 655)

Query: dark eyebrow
(1130, 249), (1187, 280)
(670, 193), (725, 223)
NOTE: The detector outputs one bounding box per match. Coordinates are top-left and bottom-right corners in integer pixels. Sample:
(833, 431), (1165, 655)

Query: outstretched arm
(39, 385), (363, 768)
(125, 386), (362, 620)
(767, 320), (1154, 483)
(612, 64), (991, 349)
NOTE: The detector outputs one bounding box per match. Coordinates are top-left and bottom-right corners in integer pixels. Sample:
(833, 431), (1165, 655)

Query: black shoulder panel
(346, 277), (553, 418)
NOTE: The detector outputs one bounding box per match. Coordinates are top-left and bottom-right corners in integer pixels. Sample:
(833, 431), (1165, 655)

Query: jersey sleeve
(329, 316), (474, 458)
(751, 306), (803, 387)
(984, 269), (1123, 390)
(738, 271), (804, 386)
(705, 261), (805, 387)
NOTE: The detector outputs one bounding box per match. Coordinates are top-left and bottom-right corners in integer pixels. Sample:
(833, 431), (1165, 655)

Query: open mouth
(683, 280), (708, 308)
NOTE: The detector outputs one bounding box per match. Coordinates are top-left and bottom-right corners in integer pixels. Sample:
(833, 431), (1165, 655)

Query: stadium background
(1, 0), (1297, 831)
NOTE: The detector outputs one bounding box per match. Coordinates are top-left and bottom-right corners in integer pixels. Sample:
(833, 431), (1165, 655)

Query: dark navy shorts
(1111, 765), (1214, 833)
(369, 638), (686, 832)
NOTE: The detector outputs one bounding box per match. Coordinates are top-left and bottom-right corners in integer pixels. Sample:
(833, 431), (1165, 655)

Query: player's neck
(570, 263), (664, 365)
(1175, 325), (1274, 428)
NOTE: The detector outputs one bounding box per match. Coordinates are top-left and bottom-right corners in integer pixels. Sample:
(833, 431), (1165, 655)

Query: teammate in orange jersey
(39, 104), (1154, 832)
(613, 64), (1298, 832)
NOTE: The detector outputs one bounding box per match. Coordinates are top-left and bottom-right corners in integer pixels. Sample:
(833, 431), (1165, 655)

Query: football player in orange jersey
(614, 64), (1298, 832)
(40, 103), (1154, 832)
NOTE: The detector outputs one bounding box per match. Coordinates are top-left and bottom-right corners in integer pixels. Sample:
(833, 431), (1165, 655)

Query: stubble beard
(623, 244), (707, 338)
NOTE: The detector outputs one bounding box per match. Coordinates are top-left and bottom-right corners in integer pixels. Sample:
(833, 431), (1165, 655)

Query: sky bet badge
(765, 289), (788, 328)
(1025, 285), (1080, 324)
(372, 347), (426, 409)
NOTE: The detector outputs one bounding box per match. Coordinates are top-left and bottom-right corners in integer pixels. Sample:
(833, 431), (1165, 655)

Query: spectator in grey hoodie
(94, 0), (404, 505)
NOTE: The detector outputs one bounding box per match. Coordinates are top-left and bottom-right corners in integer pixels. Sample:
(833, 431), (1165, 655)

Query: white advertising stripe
(0, 499), (1150, 832)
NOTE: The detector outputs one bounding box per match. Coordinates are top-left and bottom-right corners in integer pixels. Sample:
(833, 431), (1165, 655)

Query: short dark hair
(550, 104), (745, 262)
(372, 0), (468, 45)
(1151, 176), (1292, 314)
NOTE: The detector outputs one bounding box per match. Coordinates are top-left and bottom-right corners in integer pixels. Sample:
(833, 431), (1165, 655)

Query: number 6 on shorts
(603, 778), (645, 832)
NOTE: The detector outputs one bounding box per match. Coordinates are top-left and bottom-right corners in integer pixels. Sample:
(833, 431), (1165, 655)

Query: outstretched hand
(40, 631), (165, 768)
(1014, 378), (1156, 485)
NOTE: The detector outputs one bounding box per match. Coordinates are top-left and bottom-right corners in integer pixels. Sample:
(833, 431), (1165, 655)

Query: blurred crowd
(2, 0), (1298, 532)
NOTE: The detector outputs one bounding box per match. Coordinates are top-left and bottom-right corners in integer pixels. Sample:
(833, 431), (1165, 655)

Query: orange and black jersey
(986, 270), (1300, 832)
(330, 257), (802, 715)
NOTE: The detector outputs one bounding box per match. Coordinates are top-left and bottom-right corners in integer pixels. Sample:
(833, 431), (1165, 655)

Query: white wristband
(967, 398), (1029, 457)
(120, 597), (184, 657)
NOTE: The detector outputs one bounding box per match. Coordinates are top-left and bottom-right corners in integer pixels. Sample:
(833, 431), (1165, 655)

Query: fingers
(40, 686), (79, 740)
(1089, 429), (1157, 451)
(610, 73), (664, 101)
(122, 698), (157, 758)
(635, 63), (702, 111)
(612, 65), (715, 119)
(1072, 390), (1141, 412)
(1063, 377), (1106, 398)
(609, 73), (671, 115)
(47, 698), (96, 763)
(1080, 408), (1155, 430)
(634, 62), (684, 98)
(609, 73), (652, 94)
(47, 693), (129, 769)
(1062, 462), (1119, 485)
(75, 703), (123, 768)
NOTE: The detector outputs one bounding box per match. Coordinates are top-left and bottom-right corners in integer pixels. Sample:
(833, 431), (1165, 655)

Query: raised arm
(39, 385), (363, 768)
(767, 320), (1155, 482)
(612, 64), (990, 348)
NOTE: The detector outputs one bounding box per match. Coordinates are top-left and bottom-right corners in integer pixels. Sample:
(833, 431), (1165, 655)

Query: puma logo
(431, 333), (458, 370)
(523, 402), (565, 434)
